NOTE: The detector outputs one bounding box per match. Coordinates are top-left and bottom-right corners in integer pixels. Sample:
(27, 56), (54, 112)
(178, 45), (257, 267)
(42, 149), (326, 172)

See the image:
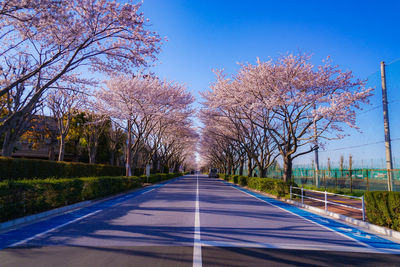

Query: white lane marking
(8, 182), (165, 248)
(193, 174), (202, 267)
(9, 210), (102, 247)
(219, 180), (373, 250)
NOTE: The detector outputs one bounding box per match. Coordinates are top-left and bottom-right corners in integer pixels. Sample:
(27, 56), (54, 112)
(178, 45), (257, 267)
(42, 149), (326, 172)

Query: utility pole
(314, 148), (319, 187)
(380, 61), (393, 191)
(314, 105), (320, 188)
(126, 120), (132, 177)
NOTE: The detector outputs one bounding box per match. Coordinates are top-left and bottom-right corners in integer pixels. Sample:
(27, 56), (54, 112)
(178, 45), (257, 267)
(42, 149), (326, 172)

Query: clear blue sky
(140, 0), (400, 168)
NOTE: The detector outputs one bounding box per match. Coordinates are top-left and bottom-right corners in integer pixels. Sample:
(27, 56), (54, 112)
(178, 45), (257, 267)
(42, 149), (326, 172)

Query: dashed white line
(193, 174), (202, 267)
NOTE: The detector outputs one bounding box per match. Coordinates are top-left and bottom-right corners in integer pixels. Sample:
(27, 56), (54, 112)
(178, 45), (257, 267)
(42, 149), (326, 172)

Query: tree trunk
(247, 158), (253, 177)
(73, 140), (81, 162)
(283, 156), (293, 182)
(153, 154), (159, 172)
(58, 135), (65, 161)
(48, 145), (55, 160)
(110, 150), (115, 166)
(227, 160), (232, 175)
(131, 151), (138, 170)
(260, 166), (266, 178)
(1, 128), (17, 157)
(89, 146), (97, 164)
(2, 140), (15, 157)
(239, 158), (244, 176)
(173, 162), (179, 173)
(125, 121), (132, 176)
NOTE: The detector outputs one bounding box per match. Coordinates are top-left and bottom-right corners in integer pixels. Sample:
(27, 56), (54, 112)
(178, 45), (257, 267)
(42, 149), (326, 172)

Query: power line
(356, 98), (400, 115)
(319, 137), (400, 153)
(387, 57), (400, 65)
(358, 105), (381, 114)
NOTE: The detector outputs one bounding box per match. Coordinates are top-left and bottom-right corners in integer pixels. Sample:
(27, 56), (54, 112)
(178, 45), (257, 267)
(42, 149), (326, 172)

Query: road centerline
(193, 174), (202, 267)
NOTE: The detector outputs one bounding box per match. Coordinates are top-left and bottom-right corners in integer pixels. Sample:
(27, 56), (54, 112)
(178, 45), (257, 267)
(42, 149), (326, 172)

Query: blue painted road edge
(0, 177), (182, 250)
(221, 180), (400, 252)
(0, 200), (92, 231)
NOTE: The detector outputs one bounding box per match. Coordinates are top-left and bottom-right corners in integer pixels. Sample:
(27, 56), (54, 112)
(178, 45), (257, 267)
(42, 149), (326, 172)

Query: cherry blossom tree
(0, 0), (161, 155)
(199, 119), (241, 175)
(0, 55), (38, 156)
(200, 98), (278, 177)
(201, 53), (372, 181)
(106, 120), (126, 166)
(81, 112), (108, 164)
(157, 121), (198, 173)
(96, 75), (194, 176)
(46, 85), (84, 161)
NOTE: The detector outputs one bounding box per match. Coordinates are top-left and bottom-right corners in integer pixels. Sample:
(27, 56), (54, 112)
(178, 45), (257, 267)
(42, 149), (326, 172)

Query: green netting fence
(264, 168), (400, 191)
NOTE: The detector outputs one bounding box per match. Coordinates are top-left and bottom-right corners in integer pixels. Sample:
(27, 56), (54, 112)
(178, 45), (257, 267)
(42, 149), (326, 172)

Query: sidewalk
(292, 190), (364, 221)
(224, 180), (364, 221)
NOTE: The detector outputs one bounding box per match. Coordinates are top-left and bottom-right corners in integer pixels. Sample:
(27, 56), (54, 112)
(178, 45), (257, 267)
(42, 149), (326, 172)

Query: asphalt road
(1, 175), (400, 266)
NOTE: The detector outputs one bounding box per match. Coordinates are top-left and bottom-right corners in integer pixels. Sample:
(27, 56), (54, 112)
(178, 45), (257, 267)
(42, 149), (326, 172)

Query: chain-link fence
(292, 168), (400, 191)
(263, 168), (399, 191)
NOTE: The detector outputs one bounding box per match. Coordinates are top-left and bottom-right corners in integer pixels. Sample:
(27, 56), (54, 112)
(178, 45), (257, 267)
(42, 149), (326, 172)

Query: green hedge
(365, 191), (400, 231)
(221, 174), (296, 197)
(139, 173), (181, 184)
(0, 157), (125, 180)
(0, 173), (182, 222)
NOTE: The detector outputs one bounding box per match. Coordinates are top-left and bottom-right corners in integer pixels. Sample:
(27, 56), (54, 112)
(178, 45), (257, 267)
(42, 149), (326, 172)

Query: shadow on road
(202, 247), (400, 267)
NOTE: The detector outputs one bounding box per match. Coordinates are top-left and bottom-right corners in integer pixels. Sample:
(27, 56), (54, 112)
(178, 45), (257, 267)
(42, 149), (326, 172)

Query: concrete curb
(220, 178), (400, 243)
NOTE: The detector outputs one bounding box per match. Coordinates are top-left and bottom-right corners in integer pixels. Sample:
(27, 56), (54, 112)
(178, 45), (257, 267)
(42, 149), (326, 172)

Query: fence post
(349, 155), (353, 193)
(325, 191), (327, 212)
(290, 185), (292, 200)
(301, 187), (304, 204)
(335, 172), (338, 189)
(362, 195), (365, 221)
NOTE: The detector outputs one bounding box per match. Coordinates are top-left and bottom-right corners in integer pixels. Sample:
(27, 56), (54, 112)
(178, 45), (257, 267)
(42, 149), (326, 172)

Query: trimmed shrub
(221, 174), (230, 181)
(365, 191), (400, 231)
(237, 176), (248, 186)
(133, 168), (145, 176)
(231, 175), (239, 183)
(222, 174), (296, 197)
(0, 177), (139, 222)
(0, 157), (125, 180)
(0, 173), (182, 222)
(140, 173), (180, 184)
